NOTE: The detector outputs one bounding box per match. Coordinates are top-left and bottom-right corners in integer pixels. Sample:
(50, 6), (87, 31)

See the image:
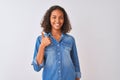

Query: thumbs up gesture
(40, 32), (51, 47)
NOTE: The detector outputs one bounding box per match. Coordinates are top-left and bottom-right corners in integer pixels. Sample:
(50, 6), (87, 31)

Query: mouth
(55, 23), (61, 27)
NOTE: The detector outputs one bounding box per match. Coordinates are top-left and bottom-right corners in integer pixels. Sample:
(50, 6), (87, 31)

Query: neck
(51, 29), (62, 36)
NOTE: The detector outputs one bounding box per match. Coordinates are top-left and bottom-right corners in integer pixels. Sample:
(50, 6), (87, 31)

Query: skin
(50, 9), (64, 39)
(36, 9), (80, 80)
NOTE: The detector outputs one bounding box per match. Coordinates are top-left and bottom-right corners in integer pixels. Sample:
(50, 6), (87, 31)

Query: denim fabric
(32, 33), (81, 80)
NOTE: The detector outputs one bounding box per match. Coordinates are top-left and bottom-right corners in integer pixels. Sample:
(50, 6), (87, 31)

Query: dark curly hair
(41, 5), (72, 33)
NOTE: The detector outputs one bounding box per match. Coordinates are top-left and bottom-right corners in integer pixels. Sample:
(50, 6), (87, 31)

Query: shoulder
(35, 35), (42, 43)
(64, 34), (75, 41)
(64, 34), (76, 43)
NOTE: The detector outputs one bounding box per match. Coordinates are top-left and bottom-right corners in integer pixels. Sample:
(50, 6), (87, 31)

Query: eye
(60, 16), (64, 20)
(52, 16), (56, 19)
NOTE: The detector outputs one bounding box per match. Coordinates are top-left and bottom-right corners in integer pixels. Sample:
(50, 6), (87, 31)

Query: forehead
(51, 9), (64, 16)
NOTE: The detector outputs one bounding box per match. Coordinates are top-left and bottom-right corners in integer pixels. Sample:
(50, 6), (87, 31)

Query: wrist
(40, 44), (46, 49)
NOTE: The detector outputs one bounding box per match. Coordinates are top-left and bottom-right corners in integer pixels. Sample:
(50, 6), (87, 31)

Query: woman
(32, 5), (81, 80)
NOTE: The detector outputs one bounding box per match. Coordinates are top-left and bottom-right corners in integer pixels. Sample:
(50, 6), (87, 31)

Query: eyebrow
(51, 15), (56, 16)
(51, 15), (63, 17)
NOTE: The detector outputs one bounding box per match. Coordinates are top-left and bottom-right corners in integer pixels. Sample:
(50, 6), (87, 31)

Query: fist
(40, 32), (51, 47)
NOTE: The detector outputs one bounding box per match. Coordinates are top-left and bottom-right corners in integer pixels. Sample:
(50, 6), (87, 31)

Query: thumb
(41, 32), (45, 38)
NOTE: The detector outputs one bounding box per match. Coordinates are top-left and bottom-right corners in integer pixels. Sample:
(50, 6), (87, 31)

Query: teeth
(55, 24), (60, 26)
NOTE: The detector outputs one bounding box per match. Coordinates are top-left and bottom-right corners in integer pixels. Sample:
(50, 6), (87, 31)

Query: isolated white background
(0, 0), (120, 80)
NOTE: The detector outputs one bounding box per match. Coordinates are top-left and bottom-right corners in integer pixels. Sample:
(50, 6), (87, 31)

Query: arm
(37, 32), (51, 65)
(31, 36), (43, 72)
(36, 44), (45, 65)
(32, 32), (51, 72)
(71, 37), (81, 79)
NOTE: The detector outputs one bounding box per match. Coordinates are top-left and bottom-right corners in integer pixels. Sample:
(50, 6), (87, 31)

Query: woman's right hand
(40, 32), (51, 48)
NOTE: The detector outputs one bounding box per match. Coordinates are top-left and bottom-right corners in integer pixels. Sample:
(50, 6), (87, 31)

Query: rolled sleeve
(31, 36), (44, 72)
(76, 72), (81, 78)
(31, 57), (44, 72)
(71, 37), (82, 78)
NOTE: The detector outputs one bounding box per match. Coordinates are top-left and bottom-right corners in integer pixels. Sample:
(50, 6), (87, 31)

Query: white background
(0, 0), (120, 80)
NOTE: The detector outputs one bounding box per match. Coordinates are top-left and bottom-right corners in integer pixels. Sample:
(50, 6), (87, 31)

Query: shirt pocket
(44, 43), (55, 55)
(61, 42), (75, 70)
(61, 42), (72, 53)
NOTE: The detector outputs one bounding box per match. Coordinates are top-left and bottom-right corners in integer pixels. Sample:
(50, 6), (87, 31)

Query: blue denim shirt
(32, 33), (81, 80)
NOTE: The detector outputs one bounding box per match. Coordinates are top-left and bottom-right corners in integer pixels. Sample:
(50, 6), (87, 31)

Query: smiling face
(50, 9), (64, 32)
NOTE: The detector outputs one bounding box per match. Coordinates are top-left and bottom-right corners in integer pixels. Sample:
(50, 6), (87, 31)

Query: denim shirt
(32, 33), (81, 80)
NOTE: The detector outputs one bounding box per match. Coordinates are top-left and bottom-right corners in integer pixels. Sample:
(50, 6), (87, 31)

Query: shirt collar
(47, 32), (65, 42)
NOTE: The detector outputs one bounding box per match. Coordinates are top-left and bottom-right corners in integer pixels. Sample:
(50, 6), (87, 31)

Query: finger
(48, 39), (51, 43)
(47, 40), (51, 45)
(46, 38), (50, 42)
(48, 38), (51, 41)
(41, 32), (45, 38)
(46, 37), (50, 41)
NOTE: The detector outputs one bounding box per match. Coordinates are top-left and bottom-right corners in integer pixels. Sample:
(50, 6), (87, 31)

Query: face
(50, 9), (64, 31)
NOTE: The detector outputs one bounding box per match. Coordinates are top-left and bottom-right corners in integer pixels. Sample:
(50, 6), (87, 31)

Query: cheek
(50, 18), (54, 24)
(61, 20), (64, 25)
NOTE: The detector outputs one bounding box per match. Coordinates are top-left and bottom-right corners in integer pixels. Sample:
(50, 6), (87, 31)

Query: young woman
(32, 5), (81, 80)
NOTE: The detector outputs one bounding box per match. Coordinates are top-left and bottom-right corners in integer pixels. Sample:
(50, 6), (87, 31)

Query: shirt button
(58, 61), (61, 63)
(57, 44), (59, 46)
(58, 70), (61, 73)
(58, 53), (60, 55)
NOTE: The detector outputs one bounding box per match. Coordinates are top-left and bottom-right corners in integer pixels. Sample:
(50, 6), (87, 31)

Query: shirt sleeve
(70, 37), (81, 78)
(31, 36), (44, 72)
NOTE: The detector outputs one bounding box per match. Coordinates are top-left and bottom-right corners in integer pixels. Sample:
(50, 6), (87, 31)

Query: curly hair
(41, 5), (72, 33)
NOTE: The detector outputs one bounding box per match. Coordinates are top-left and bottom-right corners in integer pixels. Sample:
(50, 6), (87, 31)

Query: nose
(56, 18), (60, 23)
